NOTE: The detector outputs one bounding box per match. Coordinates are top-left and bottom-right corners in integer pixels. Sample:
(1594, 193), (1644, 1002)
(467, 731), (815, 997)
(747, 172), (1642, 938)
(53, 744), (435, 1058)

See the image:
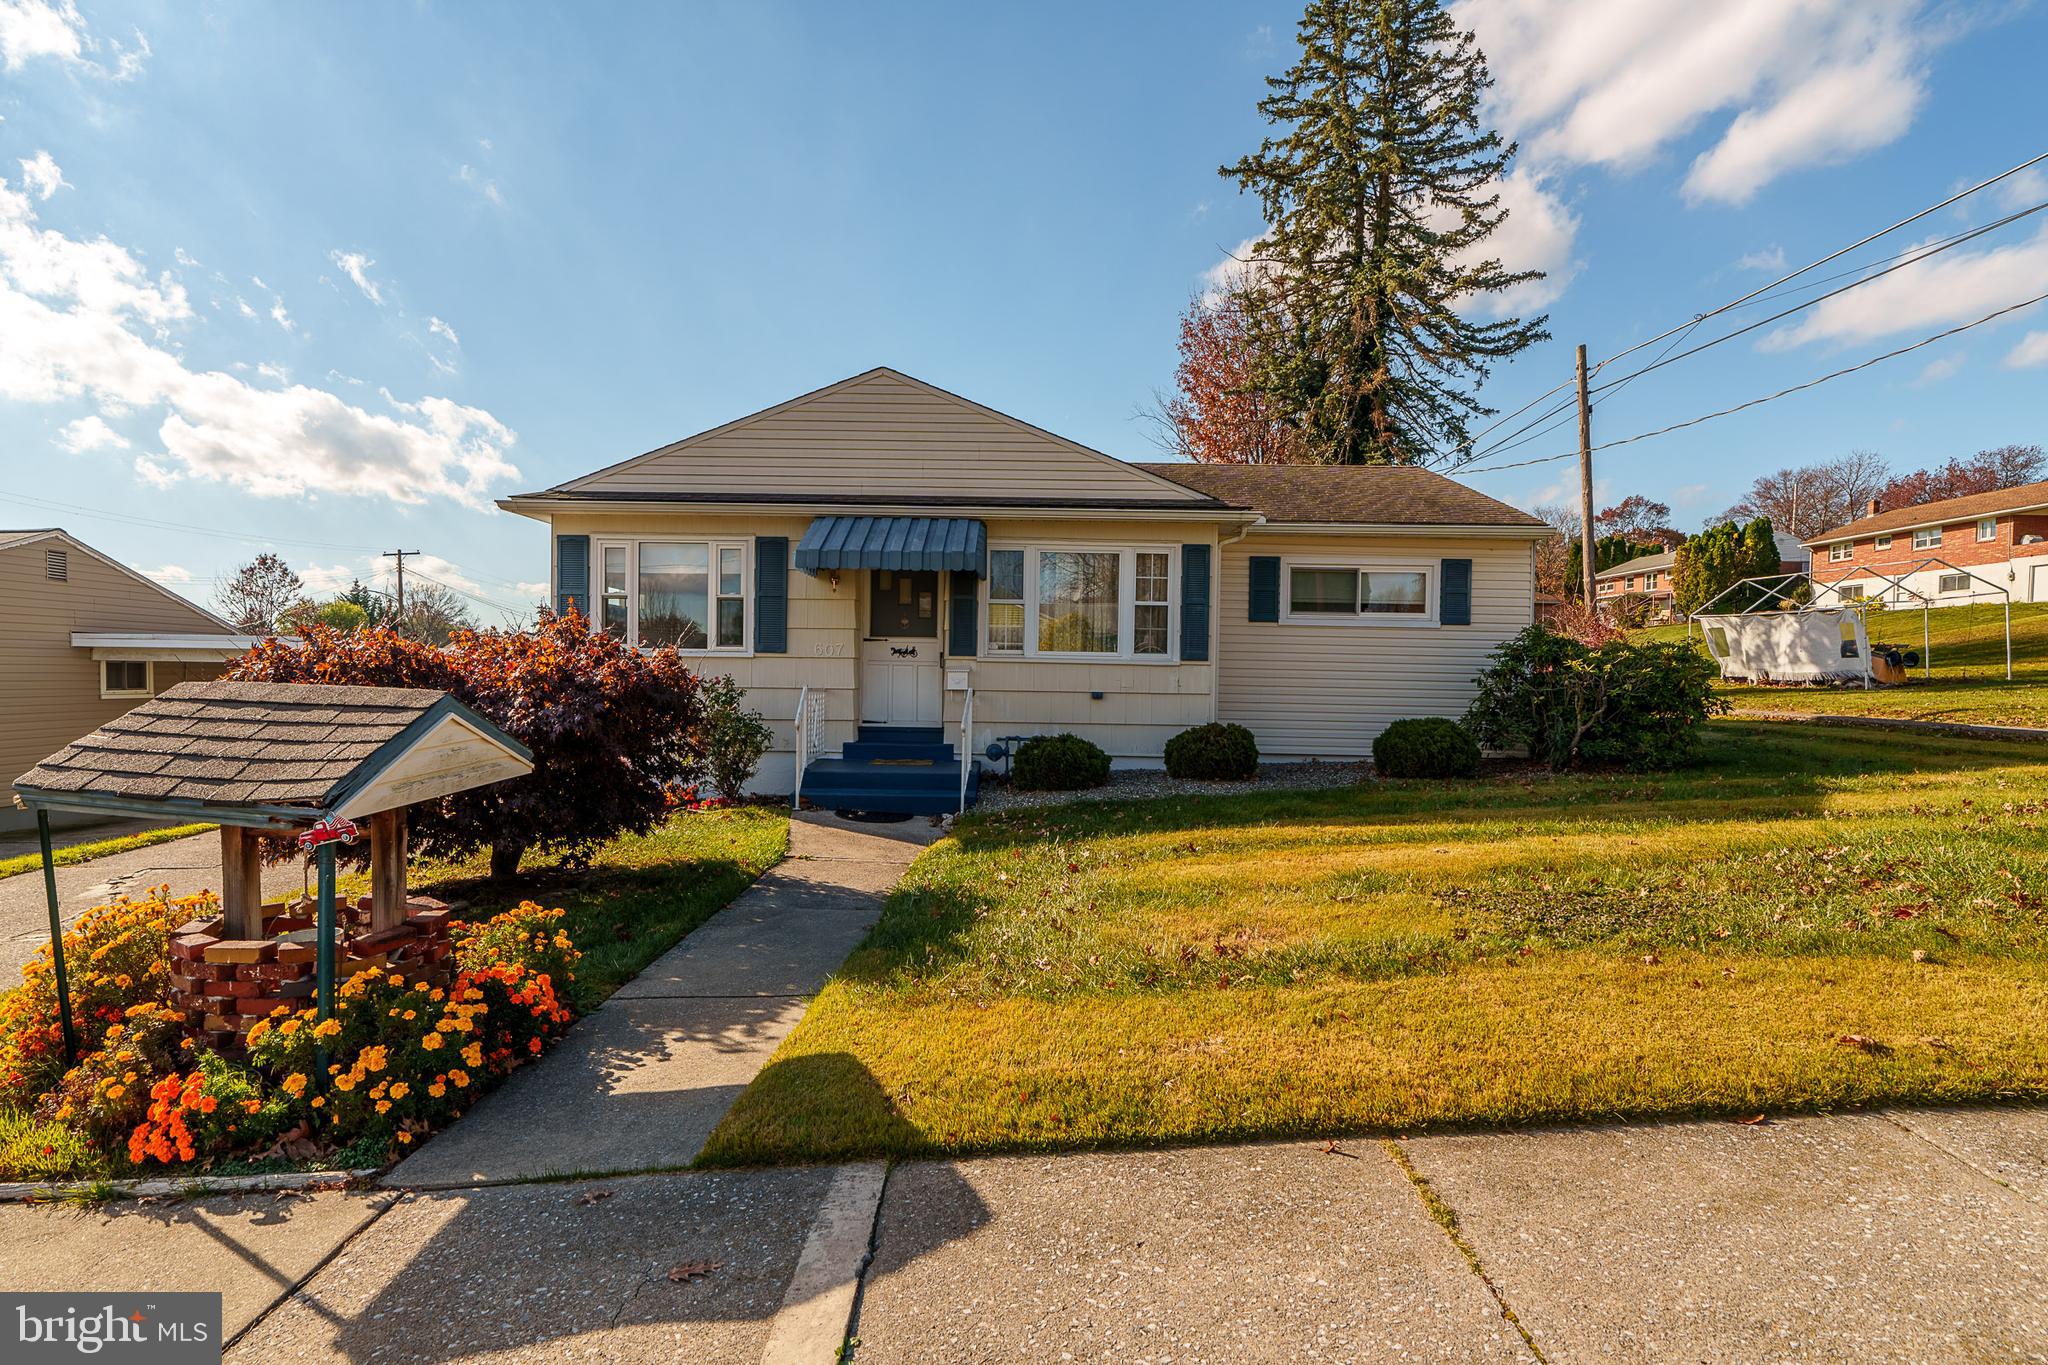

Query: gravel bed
(974, 759), (1370, 812)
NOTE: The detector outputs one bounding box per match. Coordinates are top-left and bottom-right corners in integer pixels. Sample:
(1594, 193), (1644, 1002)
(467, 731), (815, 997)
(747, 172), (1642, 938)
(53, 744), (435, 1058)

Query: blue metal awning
(794, 516), (988, 576)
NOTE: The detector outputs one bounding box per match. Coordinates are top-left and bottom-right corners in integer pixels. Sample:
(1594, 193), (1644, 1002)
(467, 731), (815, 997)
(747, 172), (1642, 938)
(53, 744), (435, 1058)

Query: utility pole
(382, 549), (421, 632)
(1575, 344), (1596, 606)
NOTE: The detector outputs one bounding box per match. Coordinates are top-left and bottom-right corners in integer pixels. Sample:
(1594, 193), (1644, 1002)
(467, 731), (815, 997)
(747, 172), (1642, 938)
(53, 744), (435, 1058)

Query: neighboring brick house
(1593, 534), (1809, 620)
(1805, 480), (2048, 604)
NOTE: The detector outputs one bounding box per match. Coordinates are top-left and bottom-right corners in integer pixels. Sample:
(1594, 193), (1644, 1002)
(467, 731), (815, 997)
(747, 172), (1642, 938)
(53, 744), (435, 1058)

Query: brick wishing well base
(166, 897), (454, 1051)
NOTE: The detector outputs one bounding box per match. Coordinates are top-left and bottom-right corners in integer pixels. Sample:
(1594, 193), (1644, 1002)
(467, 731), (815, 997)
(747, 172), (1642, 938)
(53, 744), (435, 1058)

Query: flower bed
(0, 889), (580, 1179)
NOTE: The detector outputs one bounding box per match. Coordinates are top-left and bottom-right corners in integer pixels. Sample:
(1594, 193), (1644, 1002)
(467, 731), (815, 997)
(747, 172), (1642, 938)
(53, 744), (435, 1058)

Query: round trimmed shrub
(1163, 722), (1259, 781)
(1372, 717), (1481, 779)
(1012, 733), (1111, 791)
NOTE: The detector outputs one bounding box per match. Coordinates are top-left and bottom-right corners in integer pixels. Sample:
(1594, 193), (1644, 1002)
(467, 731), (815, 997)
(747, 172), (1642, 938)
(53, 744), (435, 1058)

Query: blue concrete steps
(800, 726), (979, 815)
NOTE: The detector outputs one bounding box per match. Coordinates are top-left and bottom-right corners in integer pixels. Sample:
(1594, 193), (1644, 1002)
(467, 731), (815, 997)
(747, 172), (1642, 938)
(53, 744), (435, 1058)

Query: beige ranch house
(501, 368), (1548, 811)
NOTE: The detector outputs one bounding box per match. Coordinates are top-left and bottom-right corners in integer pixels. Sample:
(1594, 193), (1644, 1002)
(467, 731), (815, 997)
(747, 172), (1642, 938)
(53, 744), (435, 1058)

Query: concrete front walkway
(384, 811), (936, 1189)
(0, 826), (307, 980)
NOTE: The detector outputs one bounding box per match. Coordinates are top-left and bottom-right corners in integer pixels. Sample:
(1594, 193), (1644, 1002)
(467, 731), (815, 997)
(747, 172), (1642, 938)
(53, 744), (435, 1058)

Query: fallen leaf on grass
(668, 1260), (723, 1283)
(1920, 1035), (1954, 1051)
(1837, 1034), (1893, 1056)
(575, 1190), (613, 1206)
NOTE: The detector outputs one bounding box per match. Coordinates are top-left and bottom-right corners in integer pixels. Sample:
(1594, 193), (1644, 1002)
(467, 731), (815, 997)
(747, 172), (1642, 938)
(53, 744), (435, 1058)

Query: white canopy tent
(1690, 558), (2011, 687)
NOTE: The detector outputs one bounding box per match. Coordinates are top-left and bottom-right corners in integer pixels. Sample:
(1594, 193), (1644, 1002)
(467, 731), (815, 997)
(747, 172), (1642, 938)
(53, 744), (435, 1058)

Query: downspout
(1210, 516), (1263, 724)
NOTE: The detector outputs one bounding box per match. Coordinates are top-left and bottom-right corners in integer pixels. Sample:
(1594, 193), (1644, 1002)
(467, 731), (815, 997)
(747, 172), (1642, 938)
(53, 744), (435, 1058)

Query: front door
(860, 569), (942, 727)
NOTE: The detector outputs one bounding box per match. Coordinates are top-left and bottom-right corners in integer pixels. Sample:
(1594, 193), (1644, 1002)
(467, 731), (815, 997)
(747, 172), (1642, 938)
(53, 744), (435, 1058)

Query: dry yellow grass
(701, 721), (2048, 1165)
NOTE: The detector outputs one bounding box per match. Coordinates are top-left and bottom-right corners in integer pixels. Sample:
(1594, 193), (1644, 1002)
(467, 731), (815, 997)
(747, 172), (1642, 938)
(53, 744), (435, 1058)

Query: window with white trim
(1874, 534), (1892, 550)
(1938, 571), (1970, 594)
(982, 544), (1176, 659)
(588, 538), (750, 652)
(1977, 517), (1998, 543)
(1283, 562), (1434, 625)
(1913, 527), (1942, 549)
(1837, 583), (1865, 601)
(101, 660), (150, 698)
(1829, 542), (1852, 562)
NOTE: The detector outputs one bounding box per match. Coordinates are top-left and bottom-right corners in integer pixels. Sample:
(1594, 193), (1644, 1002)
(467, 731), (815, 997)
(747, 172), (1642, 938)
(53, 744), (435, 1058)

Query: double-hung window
(1913, 527), (1942, 550)
(1977, 517), (1998, 543)
(1284, 562), (1434, 624)
(591, 538), (750, 652)
(1829, 542), (1852, 563)
(983, 545), (1175, 659)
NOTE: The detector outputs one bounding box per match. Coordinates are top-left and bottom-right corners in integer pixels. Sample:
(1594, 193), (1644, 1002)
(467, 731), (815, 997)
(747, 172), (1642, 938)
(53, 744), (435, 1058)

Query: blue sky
(2, 0), (2044, 620)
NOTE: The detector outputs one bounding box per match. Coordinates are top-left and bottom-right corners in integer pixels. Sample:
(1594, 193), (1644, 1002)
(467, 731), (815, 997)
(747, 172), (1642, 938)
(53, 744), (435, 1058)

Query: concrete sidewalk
(384, 811), (936, 1188)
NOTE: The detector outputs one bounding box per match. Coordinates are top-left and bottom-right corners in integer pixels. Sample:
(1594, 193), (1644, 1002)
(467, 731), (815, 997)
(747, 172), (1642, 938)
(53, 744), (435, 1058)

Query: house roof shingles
(1596, 550), (1676, 579)
(13, 681), (447, 810)
(1808, 478), (2048, 545)
(1130, 463), (1547, 528)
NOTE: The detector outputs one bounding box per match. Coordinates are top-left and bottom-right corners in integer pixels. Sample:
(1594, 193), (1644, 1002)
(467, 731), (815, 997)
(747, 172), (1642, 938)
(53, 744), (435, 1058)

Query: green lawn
(403, 807), (787, 1009)
(1641, 602), (2048, 727)
(701, 722), (2048, 1165)
(0, 824), (217, 883)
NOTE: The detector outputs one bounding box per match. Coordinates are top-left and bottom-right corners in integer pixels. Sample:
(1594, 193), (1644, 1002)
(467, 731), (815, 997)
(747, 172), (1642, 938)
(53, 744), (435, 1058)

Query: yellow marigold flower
(181, 1037), (196, 1050)
(245, 1020), (270, 1043)
(388, 973), (405, 987)
(427, 1082), (446, 1098)
(362, 1046), (388, 1072)
(313, 1019), (342, 1039)
(397, 1131), (412, 1144)
(402, 1010), (416, 1021)
(375, 1100), (391, 1114)
(310, 1095), (326, 1108)
(280, 1018), (300, 1035)
(104, 1084), (125, 1100)
(105, 1023), (125, 1040)
(449, 1069), (470, 1087)
(388, 1082), (410, 1100)
(461, 1043), (483, 1067)
(282, 1073), (308, 1097)
(334, 1074), (357, 1092)
(421, 1033), (443, 1051)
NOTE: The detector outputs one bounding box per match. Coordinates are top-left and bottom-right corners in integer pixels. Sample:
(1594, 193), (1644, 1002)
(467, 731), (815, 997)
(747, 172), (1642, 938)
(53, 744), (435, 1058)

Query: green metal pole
(36, 810), (77, 1067)
(315, 841), (336, 1073)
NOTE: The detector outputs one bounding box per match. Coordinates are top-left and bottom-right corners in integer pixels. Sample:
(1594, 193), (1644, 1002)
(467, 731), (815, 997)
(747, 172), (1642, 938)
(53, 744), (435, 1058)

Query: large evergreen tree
(1221, 0), (1547, 465)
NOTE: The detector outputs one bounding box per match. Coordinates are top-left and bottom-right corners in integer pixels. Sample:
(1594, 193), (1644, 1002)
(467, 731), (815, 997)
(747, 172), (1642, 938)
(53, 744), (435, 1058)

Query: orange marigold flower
(374, 1100), (391, 1115)
(421, 1033), (443, 1051)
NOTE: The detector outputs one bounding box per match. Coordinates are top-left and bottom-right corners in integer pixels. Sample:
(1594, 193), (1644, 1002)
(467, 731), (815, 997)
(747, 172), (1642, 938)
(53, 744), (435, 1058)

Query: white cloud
(1737, 245), (1787, 273)
(135, 562), (190, 584)
(0, 171), (520, 508)
(457, 164), (504, 207)
(55, 412), (126, 451)
(1910, 352), (1965, 386)
(0, 0), (85, 69)
(18, 150), (67, 201)
(427, 315), (459, 346)
(0, 1), (147, 77)
(1762, 222), (2048, 351)
(1464, 167), (1578, 316)
(1998, 167), (2048, 212)
(298, 561), (358, 595)
(2007, 331), (2048, 369)
(1453, 0), (1936, 204)
(515, 580), (547, 599)
(1198, 236), (1266, 304)
(328, 249), (384, 305)
(251, 276), (295, 333)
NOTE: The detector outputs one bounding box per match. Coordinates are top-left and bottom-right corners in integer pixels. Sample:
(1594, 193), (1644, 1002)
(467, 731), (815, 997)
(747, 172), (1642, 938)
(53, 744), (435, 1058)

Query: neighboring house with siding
(1807, 481), (2048, 603)
(2, 529), (268, 831)
(499, 368), (1549, 811)
(1593, 534), (1809, 621)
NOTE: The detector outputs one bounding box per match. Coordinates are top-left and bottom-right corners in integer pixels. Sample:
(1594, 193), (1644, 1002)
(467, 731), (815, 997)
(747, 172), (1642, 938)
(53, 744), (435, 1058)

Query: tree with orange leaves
(1158, 289), (1303, 464)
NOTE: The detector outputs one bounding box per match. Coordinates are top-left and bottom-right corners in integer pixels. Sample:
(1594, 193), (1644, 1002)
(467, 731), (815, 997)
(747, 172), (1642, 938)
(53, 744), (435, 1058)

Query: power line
(1460, 289), (2048, 476)
(1590, 148), (2048, 374)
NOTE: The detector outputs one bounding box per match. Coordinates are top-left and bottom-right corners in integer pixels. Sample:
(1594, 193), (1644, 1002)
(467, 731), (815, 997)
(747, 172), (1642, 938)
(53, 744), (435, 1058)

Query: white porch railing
(792, 684), (825, 811)
(957, 686), (974, 815)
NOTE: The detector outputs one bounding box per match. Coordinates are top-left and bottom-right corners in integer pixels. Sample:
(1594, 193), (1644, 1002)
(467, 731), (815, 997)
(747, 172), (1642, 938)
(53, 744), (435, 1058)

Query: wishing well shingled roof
(13, 681), (448, 808)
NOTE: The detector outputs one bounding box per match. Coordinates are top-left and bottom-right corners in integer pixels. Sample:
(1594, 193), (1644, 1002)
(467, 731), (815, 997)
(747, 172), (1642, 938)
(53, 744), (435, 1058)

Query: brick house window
(1977, 518), (1998, 543)
(1875, 534), (1892, 550)
(1829, 543), (1852, 562)
(1913, 527), (1942, 550)
(1938, 572), (1970, 594)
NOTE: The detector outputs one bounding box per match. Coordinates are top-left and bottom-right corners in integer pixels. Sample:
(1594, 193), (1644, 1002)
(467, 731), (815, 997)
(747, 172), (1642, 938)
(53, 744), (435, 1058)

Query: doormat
(835, 809), (913, 824)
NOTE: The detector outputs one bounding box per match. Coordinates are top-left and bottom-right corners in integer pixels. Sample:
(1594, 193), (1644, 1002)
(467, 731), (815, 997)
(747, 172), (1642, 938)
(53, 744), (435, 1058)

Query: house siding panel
(1, 539), (234, 821)
(562, 370), (1208, 505)
(1215, 533), (1534, 758)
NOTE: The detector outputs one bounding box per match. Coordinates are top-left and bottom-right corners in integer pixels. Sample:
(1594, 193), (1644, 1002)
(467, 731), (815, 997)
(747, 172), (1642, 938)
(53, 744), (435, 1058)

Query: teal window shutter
(1441, 558), (1472, 625)
(949, 571), (979, 658)
(755, 537), (789, 652)
(555, 535), (589, 617)
(1248, 556), (1281, 622)
(1179, 544), (1211, 660)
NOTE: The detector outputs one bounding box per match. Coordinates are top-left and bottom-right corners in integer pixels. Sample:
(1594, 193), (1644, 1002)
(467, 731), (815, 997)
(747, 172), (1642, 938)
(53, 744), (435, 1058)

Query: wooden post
(219, 824), (265, 938)
(369, 809), (407, 931)
(1576, 343), (1597, 608)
